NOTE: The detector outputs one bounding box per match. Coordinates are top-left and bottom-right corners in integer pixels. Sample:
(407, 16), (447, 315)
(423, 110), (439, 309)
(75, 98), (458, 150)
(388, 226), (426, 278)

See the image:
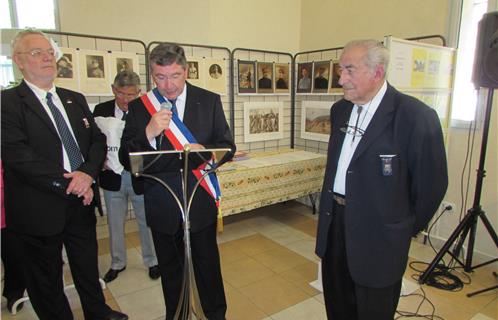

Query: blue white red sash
(140, 88), (221, 207)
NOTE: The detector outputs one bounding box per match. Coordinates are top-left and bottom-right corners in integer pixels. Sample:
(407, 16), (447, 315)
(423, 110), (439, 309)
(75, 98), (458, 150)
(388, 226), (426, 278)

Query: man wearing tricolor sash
(120, 43), (235, 320)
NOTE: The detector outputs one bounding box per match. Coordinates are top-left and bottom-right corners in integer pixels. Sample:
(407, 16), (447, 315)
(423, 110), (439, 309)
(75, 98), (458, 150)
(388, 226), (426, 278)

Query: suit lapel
(182, 83), (199, 132)
(351, 86), (396, 163)
(56, 88), (82, 141)
(17, 81), (59, 138)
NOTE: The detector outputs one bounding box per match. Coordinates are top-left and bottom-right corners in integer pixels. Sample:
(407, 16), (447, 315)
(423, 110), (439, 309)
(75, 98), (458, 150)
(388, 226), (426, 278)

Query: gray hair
(149, 43), (187, 69)
(11, 28), (51, 53)
(343, 39), (390, 77)
(113, 70), (141, 87)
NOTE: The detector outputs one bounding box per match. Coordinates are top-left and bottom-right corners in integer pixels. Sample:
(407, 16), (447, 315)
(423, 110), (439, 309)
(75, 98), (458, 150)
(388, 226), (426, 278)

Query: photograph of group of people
(185, 57), (227, 95)
(296, 60), (342, 94)
(237, 60), (291, 94)
(54, 47), (140, 95)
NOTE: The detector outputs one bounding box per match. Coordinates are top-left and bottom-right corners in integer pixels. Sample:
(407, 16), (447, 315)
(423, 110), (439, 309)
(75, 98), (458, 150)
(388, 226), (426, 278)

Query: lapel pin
(66, 99), (73, 104)
(82, 118), (90, 128)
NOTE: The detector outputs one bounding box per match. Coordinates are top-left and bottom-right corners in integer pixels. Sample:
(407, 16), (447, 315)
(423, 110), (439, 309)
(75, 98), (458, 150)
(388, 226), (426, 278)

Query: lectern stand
(129, 145), (231, 320)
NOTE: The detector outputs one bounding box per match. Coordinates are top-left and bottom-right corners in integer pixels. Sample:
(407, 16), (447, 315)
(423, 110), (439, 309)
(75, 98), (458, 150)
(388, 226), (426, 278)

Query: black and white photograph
(243, 102), (284, 142)
(312, 60), (330, 93)
(238, 60), (256, 94)
(256, 62), (273, 93)
(296, 62), (312, 93)
(274, 63), (290, 93)
(86, 55), (105, 78)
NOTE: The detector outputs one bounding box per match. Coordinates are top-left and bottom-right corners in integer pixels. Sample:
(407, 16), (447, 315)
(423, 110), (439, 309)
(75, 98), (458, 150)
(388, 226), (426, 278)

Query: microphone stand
(129, 146), (231, 320)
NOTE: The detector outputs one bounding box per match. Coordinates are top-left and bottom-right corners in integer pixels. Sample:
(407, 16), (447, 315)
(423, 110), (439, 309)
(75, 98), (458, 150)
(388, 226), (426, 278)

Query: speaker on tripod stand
(419, 12), (498, 296)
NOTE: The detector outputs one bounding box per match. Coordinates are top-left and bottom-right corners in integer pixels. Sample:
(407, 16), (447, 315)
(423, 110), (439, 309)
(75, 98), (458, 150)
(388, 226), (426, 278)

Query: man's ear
(12, 54), (23, 71)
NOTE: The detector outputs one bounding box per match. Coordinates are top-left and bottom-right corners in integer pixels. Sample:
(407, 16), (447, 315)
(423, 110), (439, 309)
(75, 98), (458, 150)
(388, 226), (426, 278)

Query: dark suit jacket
(315, 84), (448, 288)
(120, 82), (235, 235)
(258, 77), (272, 89)
(1, 81), (106, 236)
(93, 99), (126, 191)
(314, 76), (328, 89)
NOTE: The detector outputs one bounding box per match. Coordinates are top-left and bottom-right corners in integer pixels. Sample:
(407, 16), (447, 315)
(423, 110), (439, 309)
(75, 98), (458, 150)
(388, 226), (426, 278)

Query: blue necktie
(169, 98), (177, 115)
(46, 92), (83, 171)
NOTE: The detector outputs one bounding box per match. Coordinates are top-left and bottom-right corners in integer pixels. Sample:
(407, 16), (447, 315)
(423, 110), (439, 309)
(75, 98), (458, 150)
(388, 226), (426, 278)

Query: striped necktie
(46, 92), (83, 171)
(169, 98), (177, 115)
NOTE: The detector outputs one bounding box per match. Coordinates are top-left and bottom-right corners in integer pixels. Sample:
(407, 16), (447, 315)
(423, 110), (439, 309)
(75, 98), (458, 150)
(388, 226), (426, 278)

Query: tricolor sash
(140, 88), (222, 207)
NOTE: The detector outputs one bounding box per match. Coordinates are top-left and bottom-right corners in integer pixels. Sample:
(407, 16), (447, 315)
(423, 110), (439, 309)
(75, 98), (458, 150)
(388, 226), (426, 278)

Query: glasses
(115, 91), (139, 99)
(153, 72), (183, 82)
(17, 48), (55, 58)
(340, 124), (365, 137)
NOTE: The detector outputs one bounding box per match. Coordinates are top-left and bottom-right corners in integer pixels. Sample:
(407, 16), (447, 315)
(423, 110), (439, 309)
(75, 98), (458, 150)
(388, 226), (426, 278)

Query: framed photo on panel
(54, 47), (79, 92)
(237, 60), (256, 94)
(274, 63), (290, 94)
(244, 101), (284, 142)
(329, 60), (343, 93)
(312, 60), (330, 93)
(186, 57), (206, 89)
(256, 62), (274, 93)
(300, 101), (331, 142)
(205, 58), (227, 95)
(108, 51), (140, 79)
(78, 49), (111, 95)
(296, 62), (312, 93)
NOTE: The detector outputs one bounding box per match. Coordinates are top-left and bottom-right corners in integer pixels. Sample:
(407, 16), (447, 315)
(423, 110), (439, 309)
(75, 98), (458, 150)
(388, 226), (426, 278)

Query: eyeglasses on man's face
(17, 48), (56, 58)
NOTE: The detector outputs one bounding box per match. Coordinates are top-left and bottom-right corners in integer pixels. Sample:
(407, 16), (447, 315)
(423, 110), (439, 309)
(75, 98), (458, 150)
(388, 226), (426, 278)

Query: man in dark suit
(1, 29), (128, 320)
(315, 39), (448, 320)
(120, 43), (235, 320)
(93, 71), (159, 283)
(258, 67), (272, 89)
(314, 66), (329, 89)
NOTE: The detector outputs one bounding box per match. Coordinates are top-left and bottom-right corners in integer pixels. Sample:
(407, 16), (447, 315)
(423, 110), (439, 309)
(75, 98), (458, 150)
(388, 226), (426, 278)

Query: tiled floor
(2, 201), (497, 319)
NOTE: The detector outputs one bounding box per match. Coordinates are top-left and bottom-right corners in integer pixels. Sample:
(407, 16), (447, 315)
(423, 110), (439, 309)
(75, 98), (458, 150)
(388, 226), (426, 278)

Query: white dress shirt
(333, 81), (387, 195)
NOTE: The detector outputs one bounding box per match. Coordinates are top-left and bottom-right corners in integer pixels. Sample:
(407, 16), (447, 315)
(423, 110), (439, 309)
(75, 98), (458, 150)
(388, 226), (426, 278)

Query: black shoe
(6, 295), (24, 314)
(148, 265), (161, 280)
(105, 309), (128, 320)
(103, 266), (126, 283)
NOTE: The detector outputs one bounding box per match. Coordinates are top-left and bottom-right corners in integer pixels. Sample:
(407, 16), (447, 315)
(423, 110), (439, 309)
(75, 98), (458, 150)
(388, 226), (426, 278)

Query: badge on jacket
(379, 154), (396, 176)
(82, 118), (90, 129)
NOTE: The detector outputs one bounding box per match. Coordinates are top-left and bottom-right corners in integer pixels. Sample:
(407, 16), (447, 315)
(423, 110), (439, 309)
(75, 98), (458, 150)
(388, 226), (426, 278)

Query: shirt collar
(24, 79), (56, 101)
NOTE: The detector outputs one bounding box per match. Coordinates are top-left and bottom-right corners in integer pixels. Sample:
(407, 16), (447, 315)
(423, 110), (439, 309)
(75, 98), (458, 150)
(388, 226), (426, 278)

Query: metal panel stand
(129, 145), (231, 320)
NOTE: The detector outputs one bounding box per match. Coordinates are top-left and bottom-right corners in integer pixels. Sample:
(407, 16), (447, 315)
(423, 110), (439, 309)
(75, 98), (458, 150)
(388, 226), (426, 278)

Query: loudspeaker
(472, 11), (498, 89)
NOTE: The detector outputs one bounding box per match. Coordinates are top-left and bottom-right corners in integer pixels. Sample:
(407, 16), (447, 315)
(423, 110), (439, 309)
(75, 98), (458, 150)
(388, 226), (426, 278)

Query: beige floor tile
(258, 224), (310, 246)
(313, 293), (325, 304)
(397, 287), (477, 320)
(115, 285), (166, 320)
(279, 261), (321, 296)
(284, 238), (320, 262)
(98, 237), (111, 256)
(125, 231), (142, 248)
(219, 240), (251, 265)
(269, 297), (327, 320)
(222, 256), (275, 288)
(252, 245), (311, 273)
(226, 234), (281, 257)
(225, 282), (268, 320)
(477, 297), (498, 319)
(238, 274), (310, 315)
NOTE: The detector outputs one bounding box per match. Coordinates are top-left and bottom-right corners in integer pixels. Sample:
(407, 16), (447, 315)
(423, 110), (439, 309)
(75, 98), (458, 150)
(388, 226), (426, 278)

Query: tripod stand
(419, 89), (498, 293)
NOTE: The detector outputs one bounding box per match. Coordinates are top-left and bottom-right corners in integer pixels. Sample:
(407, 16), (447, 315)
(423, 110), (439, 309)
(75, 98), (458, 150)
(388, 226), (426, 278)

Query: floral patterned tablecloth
(217, 149), (326, 216)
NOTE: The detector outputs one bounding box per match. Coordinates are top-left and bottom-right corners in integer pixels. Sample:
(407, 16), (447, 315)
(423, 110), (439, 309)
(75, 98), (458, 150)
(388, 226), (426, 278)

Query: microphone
(158, 101), (172, 149)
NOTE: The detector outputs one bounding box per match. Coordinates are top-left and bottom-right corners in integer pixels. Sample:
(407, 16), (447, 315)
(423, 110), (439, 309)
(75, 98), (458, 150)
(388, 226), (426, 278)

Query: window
(450, 0), (495, 122)
(0, 0), (58, 88)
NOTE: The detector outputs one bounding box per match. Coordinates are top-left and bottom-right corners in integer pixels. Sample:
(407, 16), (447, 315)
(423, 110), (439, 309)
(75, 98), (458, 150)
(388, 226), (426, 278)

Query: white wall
(58, 0), (302, 53)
